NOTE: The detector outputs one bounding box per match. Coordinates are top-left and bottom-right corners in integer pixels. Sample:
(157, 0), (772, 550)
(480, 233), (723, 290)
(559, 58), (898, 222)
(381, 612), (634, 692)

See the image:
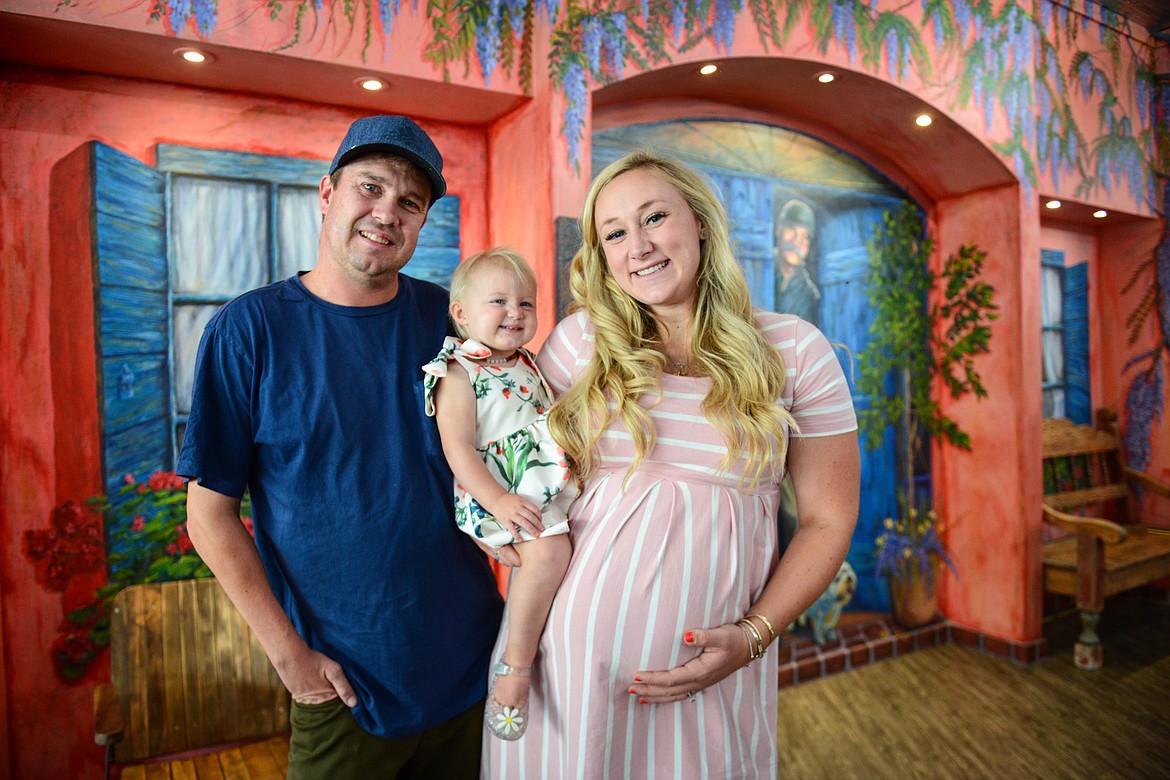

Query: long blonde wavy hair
(546, 151), (797, 488)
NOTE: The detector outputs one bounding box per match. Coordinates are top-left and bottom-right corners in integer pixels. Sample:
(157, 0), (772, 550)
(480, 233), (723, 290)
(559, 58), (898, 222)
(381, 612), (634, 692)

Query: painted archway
(589, 116), (908, 609)
(587, 61), (1037, 633)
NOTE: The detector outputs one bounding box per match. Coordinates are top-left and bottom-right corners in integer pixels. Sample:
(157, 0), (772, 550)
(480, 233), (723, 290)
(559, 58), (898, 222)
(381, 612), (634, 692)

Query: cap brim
(333, 144), (446, 203)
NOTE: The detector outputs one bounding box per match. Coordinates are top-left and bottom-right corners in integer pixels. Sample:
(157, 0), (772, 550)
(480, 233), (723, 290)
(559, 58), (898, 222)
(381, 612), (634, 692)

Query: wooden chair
(1041, 411), (1170, 669)
(94, 578), (291, 779)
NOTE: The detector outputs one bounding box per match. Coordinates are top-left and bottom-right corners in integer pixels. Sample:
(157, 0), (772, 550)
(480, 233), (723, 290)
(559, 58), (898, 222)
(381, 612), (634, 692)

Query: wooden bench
(1041, 411), (1170, 669)
(94, 578), (291, 779)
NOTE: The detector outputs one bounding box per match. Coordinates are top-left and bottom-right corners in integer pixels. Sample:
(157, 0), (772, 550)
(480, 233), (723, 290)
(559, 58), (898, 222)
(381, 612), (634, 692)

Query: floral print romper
(423, 337), (574, 548)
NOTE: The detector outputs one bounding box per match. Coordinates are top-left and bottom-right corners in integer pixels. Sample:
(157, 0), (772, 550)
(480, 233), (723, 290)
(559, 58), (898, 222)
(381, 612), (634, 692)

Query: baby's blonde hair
(546, 151), (797, 488)
(449, 246), (537, 339)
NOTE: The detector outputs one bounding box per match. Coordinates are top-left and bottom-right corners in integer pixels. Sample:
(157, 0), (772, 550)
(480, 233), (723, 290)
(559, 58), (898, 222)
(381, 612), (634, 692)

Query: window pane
(1043, 388), (1065, 419)
(278, 185), (322, 280)
(1040, 266), (1062, 326)
(1042, 330), (1064, 383)
(173, 176), (269, 295)
(173, 303), (220, 415)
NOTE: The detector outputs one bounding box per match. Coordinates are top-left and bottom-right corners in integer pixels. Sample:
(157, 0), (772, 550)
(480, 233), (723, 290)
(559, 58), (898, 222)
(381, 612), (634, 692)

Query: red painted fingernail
(684, 631), (695, 643)
(629, 687), (637, 695)
(634, 676), (642, 682)
(640, 698), (647, 705)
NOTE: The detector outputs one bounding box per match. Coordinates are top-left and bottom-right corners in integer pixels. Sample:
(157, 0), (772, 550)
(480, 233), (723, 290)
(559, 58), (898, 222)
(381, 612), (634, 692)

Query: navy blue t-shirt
(176, 274), (503, 738)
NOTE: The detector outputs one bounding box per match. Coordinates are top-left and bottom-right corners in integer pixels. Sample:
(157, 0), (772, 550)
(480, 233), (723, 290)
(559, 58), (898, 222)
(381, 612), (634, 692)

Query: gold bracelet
(736, 623), (757, 666)
(735, 619), (764, 661)
(740, 619), (764, 657)
(744, 613), (776, 643)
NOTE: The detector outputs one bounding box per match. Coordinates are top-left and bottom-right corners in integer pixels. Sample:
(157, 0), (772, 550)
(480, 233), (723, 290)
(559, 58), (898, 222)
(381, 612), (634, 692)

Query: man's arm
(186, 480), (357, 707)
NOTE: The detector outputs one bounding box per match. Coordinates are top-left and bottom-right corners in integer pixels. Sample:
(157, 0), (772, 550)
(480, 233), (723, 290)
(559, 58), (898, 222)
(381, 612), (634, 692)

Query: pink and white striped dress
(482, 310), (856, 779)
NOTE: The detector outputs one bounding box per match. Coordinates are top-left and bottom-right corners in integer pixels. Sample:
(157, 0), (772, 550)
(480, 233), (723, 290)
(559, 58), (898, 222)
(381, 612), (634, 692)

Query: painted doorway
(593, 119), (910, 610)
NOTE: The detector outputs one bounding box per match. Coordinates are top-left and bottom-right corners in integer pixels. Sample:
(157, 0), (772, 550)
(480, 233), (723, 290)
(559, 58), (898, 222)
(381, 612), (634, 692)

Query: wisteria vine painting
(1121, 180), (1169, 474)
(92, 0), (1164, 201)
(65, 0), (1169, 470)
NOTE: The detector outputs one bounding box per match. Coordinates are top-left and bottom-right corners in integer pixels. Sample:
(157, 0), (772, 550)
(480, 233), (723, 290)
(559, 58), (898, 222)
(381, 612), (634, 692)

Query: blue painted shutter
(1063, 262), (1090, 424)
(91, 143), (171, 499)
(406, 195), (462, 287)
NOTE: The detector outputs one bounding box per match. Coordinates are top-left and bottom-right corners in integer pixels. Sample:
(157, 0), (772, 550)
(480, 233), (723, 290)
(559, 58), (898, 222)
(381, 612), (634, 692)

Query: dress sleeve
(760, 312), (858, 437)
(536, 312), (590, 397)
(421, 336), (462, 417)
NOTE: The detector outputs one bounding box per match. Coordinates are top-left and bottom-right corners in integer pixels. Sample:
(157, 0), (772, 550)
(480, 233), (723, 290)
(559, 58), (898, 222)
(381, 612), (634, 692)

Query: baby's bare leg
(492, 533), (572, 709)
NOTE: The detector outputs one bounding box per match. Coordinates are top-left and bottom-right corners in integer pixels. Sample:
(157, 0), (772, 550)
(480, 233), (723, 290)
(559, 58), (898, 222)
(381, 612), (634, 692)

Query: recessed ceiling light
(174, 48), (213, 64)
(699, 64), (718, 75)
(356, 77), (386, 91)
(816, 71), (835, 83)
(1045, 200), (1061, 209)
(1092, 209), (1107, 218)
(915, 114), (932, 127)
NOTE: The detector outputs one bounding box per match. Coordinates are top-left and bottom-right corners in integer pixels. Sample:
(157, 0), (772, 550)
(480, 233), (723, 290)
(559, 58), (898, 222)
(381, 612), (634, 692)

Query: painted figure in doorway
(773, 197), (821, 326)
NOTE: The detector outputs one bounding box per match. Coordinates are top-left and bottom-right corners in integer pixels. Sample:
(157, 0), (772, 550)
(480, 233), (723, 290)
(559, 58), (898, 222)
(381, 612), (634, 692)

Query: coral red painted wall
(0, 64), (497, 780)
(1099, 219), (1170, 492)
(933, 186), (1046, 641)
(2, 0), (1167, 776)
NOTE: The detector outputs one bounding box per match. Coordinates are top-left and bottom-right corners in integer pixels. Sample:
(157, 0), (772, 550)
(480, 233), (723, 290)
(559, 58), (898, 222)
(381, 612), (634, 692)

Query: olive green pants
(287, 697), (484, 780)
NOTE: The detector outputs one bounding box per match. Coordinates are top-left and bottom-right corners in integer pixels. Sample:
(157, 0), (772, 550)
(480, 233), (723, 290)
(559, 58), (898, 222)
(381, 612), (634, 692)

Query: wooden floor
(777, 593), (1170, 779)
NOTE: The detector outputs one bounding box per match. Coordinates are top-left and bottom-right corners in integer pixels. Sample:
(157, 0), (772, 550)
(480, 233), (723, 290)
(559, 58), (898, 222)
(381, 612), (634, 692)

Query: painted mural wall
(14, 0), (1166, 472)
(1, 0), (1167, 778)
(22, 0), (1165, 212)
(0, 71), (498, 779)
(593, 119), (913, 611)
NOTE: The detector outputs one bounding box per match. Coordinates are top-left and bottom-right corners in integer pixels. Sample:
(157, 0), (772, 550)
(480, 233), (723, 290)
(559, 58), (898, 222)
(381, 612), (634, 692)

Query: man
(178, 115), (503, 779)
(773, 197), (821, 326)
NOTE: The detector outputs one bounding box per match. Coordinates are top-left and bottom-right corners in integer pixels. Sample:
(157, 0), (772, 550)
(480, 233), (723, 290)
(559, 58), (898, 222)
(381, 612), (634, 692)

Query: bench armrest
(94, 683), (123, 746)
(1042, 503), (1128, 544)
(1123, 466), (1170, 498)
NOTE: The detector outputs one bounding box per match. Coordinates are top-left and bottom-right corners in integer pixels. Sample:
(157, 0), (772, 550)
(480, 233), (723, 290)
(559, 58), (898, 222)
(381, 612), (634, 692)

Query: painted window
(160, 146), (326, 462)
(1040, 249), (1090, 423)
(89, 142), (461, 573)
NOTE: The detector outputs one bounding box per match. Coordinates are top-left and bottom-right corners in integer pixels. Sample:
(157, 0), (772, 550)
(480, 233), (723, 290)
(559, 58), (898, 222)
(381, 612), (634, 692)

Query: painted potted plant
(23, 470), (252, 680)
(874, 507), (956, 627)
(857, 202), (997, 628)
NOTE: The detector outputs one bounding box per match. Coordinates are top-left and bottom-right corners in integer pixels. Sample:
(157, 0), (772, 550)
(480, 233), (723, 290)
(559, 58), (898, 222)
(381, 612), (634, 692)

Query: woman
(483, 152), (859, 778)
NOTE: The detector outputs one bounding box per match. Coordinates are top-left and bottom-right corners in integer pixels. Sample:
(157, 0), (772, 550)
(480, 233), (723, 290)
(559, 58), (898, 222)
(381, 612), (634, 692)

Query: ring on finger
(685, 690), (696, 703)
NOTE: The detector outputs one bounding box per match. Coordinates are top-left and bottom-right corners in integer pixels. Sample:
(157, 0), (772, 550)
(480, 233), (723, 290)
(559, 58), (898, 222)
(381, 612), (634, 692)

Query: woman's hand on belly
(625, 623), (751, 704)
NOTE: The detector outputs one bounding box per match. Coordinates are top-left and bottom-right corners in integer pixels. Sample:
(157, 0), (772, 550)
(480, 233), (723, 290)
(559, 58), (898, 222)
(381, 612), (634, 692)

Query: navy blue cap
(328, 115), (446, 203)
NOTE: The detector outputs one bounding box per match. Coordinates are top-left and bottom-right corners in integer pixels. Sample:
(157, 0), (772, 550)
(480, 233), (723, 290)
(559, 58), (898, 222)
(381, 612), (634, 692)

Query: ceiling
(593, 58), (1017, 205)
(1, 1), (1164, 125)
(0, 12), (528, 125)
(1097, 0), (1170, 38)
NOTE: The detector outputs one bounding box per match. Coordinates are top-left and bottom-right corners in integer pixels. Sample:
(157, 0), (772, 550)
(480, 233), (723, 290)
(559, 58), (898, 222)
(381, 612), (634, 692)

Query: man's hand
(275, 642), (358, 707)
(473, 537), (522, 568)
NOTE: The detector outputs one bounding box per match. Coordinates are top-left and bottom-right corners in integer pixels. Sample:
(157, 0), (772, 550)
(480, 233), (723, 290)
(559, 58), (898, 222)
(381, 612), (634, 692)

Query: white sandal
(484, 659), (531, 741)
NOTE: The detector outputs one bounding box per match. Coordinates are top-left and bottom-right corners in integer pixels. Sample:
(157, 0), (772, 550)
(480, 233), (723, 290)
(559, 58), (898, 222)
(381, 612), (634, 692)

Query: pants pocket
(289, 697), (351, 773)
